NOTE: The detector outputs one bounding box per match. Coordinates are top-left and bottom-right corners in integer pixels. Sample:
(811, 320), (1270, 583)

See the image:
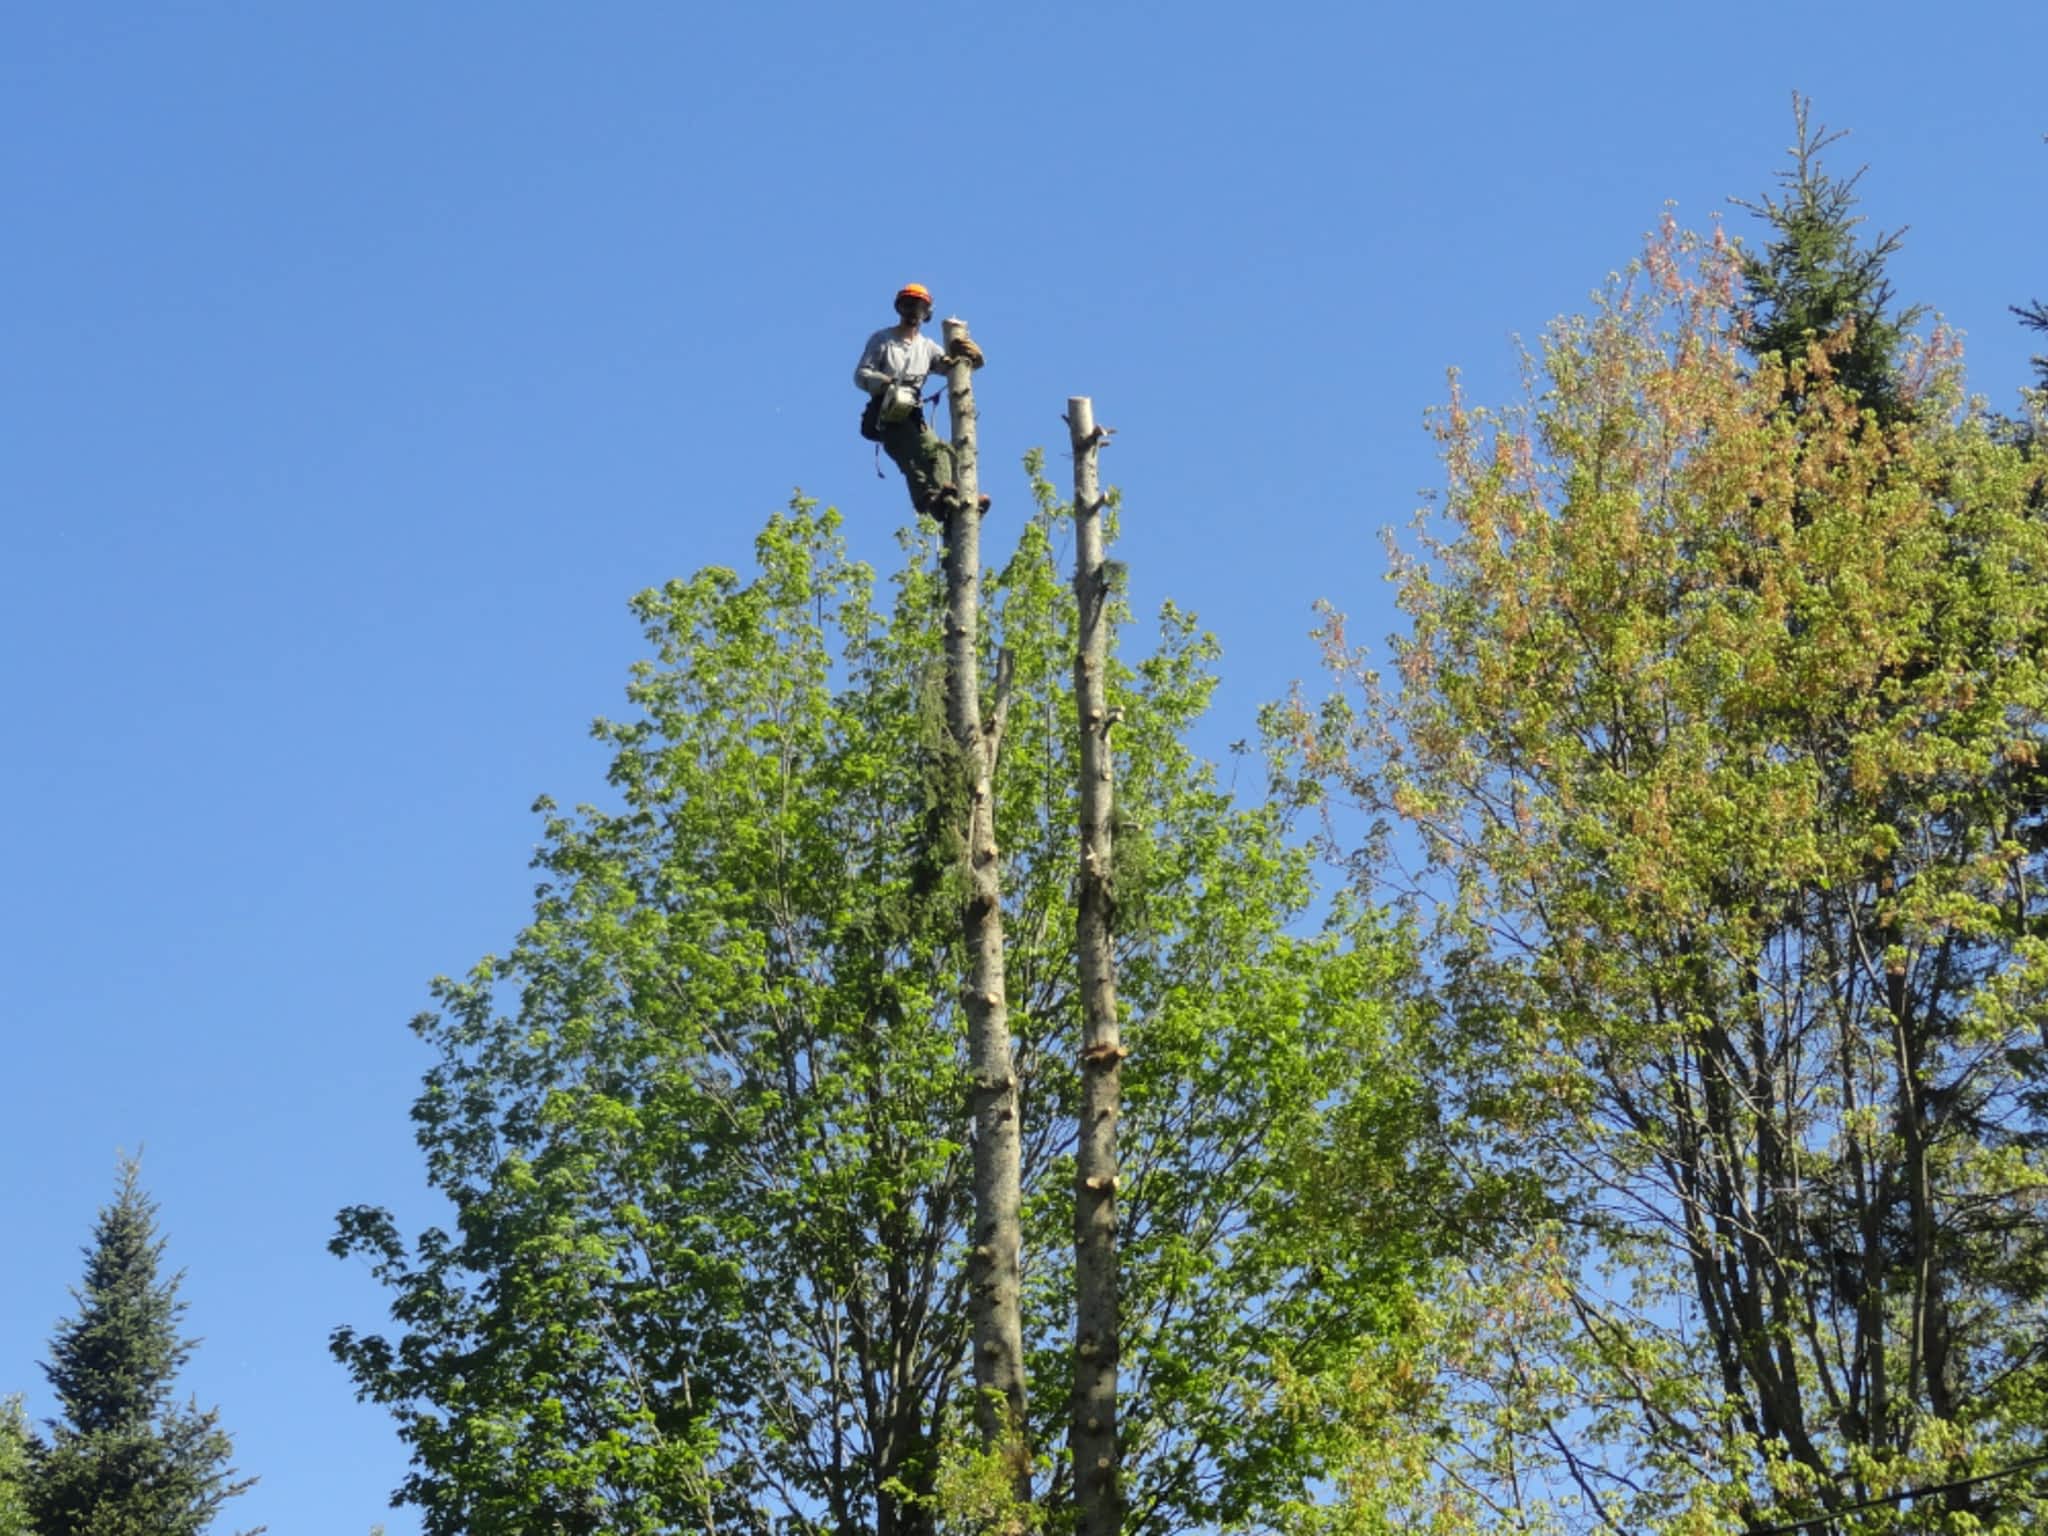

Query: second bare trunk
(1068, 396), (1123, 1536)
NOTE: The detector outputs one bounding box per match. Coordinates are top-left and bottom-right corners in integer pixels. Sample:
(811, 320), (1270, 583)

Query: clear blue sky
(2, 4), (2041, 1530)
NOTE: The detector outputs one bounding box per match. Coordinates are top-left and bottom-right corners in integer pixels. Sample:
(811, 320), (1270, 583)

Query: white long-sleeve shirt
(854, 327), (947, 395)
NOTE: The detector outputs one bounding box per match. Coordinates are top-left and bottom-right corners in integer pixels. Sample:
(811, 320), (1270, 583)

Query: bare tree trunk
(940, 316), (1030, 1494)
(1067, 397), (1123, 1536)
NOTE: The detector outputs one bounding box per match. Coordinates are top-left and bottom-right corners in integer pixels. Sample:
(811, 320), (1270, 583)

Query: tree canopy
(1286, 215), (2048, 1534)
(334, 488), (1445, 1535)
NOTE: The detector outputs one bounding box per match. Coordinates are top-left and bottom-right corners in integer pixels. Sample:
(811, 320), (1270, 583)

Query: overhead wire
(1744, 1451), (2048, 1535)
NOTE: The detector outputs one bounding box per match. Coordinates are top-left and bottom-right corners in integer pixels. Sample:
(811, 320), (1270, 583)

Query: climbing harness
(861, 375), (945, 461)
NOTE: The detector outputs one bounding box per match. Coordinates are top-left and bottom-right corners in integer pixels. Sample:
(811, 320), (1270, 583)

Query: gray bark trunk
(1067, 397), (1123, 1536)
(940, 316), (1031, 1494)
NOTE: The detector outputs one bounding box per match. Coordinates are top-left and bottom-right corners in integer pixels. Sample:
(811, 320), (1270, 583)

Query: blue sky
(2, 4), (2042, 1530)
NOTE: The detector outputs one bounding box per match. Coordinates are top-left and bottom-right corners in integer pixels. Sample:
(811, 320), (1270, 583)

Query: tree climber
(855, 283), (989, 519)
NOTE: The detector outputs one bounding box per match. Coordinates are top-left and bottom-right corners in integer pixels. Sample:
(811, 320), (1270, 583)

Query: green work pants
(880, 414), (955, 513)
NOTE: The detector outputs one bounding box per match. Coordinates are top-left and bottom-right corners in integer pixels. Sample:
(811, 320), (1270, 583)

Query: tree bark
(940, 316), (1030, 1493)
(1067, 396), (1123, 1536)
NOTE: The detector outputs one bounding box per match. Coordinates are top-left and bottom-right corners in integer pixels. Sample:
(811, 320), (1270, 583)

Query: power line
(1747, 1451), (2048, 1536)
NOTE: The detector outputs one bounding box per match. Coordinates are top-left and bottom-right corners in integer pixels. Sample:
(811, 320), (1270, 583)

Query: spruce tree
(2016, 297), (2048, 393)
(1734, 94), (1920, 424)
(31, 1159), (259, 1536)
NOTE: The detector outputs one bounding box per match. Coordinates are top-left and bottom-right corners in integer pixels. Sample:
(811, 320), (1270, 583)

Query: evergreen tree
(2015, 297), (2048, 395)
(2003, 297), (2048, 463)
(31, 1159), (260, 1536)
(1734, 94), (1920, 425)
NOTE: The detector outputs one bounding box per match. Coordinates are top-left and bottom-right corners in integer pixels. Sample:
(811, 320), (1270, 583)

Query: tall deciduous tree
(1291, 220), (2048, 1533)
(0, 1396), (35, 1536)
(32, 1160), (259, 1536)
(334, 495), (1440, 1536)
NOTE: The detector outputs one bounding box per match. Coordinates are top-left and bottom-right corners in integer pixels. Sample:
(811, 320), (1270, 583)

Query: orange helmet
(894, 282), (934, 319)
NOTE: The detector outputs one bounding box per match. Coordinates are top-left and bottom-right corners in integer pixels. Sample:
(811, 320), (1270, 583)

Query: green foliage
(0, 1397), (36, 1536)
(1734, 95), (1920, 426)
(921, 1433), (1044, 1536)
(334, 494), (1440, 1535)
(1288, 218), (2048, 1533)
(31, 1159), (259, 1536)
